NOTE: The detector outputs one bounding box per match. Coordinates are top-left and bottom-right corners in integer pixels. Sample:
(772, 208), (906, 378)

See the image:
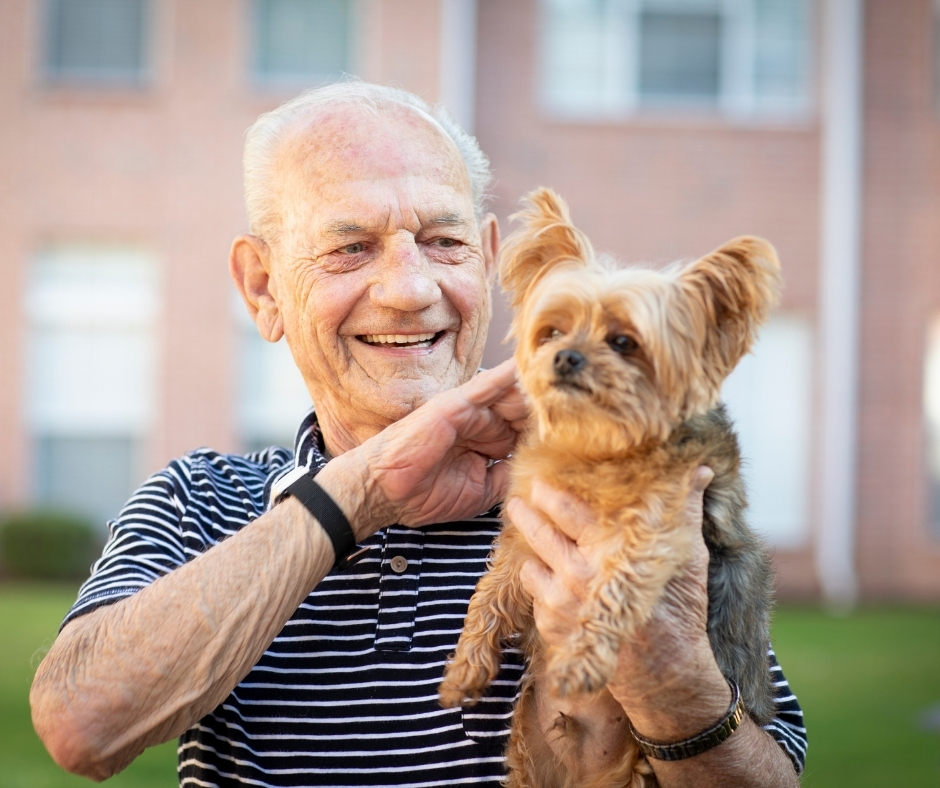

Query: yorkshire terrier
(439, 189), (782, 788)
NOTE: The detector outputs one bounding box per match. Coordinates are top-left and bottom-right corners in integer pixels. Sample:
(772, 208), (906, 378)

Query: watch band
(629, 678), (745, 762)
(276, 470), (369, 571)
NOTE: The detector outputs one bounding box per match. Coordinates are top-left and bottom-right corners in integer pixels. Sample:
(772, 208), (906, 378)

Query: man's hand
(30, 359), (526, 781)
(507, 469), (800, 787)
(320, 359), (527, 536)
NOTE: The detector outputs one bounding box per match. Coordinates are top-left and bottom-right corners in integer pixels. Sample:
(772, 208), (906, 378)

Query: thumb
(693, 465), (714, 493)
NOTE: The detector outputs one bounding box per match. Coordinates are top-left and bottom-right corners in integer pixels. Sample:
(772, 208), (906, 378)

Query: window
(26, 246), (158, 527)
(44, 0), (149, 84)
(720, 315), (813, 549)
(234, 298), (312, 453)
(253, 0), (353, 85)
(540, 0), (812, 119)
(923, 316), (940, 537)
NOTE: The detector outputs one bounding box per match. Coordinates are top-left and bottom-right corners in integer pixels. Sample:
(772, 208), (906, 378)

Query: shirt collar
(262, 407), (327, 510)
(291, 406), (330, 473)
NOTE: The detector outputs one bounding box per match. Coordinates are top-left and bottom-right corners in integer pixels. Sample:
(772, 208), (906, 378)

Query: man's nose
(369, 238), (442, 311)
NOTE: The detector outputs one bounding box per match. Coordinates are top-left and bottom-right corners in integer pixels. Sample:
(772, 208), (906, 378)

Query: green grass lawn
(0, 583), (176, 788)
(771, 606), (940, 787)
(1, 584), (938, 787)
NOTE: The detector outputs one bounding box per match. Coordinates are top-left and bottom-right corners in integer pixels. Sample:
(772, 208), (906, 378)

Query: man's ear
(229, 234), (284, 342)
(479, 212), (500, 286)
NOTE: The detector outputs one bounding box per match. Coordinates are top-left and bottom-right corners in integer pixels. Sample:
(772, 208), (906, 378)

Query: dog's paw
(438, 678), (479, 708)
(438, 657), (495, 708)
(546, 649), (615, 697)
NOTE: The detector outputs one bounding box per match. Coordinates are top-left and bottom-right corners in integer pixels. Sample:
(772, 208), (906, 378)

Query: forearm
(30, 455), (379, 780)
(608, 641), (799, 788)
(638, 717), (799, 788)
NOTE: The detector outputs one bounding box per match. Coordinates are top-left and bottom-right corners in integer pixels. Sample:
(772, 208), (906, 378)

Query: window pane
(234, 298), (312, 451)
(540, 0), (611, 112)
(35, 436), (141, 528)
(27, 246), (158, 527)
(639, 10), (721, 100)
(46, 0), (147, 81)
(721, 315), (813, 549)
(254, 0), (352, 82)
(754, 0), (810, 105)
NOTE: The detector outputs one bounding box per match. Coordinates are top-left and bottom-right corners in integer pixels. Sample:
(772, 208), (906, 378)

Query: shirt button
(390, 555), (408, 573)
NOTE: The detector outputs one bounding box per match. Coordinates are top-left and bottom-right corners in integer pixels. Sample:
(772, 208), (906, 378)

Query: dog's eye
(609, 334), (638, 355)
(540, 328), (564, 344)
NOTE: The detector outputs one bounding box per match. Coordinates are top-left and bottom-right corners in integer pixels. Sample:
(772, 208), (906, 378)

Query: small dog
(439, 189), (781, 788)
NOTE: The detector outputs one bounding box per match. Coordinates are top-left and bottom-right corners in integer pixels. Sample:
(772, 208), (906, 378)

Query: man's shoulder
(136, 444), (295, 522)
(163, 444), (294, 485)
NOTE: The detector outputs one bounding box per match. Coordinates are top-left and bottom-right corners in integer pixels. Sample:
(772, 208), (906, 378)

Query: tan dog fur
(439, 188), (781, 788)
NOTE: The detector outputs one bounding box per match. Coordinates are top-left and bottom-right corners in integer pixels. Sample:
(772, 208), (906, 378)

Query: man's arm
(30, 360), (525, 781)
(509, 470), (801, 788)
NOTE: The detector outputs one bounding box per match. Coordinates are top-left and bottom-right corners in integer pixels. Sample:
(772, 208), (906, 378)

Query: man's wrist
(628, 678), (745, 761)
(312, 450), (394, 541)
(274, 470), (369, 571)
(608, 630), (731, 743)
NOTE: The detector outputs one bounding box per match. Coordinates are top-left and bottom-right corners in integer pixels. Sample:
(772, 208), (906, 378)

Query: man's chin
(376, 376), (458, 417)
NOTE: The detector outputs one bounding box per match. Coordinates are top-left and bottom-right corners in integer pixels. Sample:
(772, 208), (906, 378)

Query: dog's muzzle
(553, 349), (586, 378)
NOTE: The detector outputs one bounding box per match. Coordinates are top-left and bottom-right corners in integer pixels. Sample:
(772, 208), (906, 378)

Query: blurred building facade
(0, 0), (938, 601)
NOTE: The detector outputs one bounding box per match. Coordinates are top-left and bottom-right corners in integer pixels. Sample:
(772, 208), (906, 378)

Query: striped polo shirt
(64, 409), (807, 786)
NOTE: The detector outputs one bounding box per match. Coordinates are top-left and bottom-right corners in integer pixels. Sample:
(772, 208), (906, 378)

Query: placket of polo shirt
(373, 526), (424, 651)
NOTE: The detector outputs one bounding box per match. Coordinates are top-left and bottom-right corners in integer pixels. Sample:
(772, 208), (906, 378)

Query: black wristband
(629, 678), (745, 761)
(279, 473), (368, 571)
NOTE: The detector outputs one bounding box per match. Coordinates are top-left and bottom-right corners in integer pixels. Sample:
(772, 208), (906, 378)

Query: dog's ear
(677, 236), (782, 382)
(499, 188), (594, 310)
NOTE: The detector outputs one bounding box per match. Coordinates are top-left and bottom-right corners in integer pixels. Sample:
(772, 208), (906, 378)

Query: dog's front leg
(439, 529), (533, 707)
(545, 521), (686, 698)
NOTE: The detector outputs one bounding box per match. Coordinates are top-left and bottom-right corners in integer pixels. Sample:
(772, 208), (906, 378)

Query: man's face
(260, 104), (497, 450)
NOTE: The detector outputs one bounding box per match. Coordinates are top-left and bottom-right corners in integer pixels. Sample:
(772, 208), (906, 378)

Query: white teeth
(362, 332), (437, 345)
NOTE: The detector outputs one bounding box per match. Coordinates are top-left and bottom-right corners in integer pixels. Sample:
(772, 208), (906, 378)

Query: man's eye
(342, 243), (365, 254)
(434, 238), (457, 248)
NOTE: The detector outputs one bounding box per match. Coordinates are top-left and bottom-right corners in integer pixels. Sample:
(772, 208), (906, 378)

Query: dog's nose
(553, 349), (586, 377)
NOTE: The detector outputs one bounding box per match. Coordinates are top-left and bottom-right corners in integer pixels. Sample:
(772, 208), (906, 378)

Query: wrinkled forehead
(277, 102), (471, 201)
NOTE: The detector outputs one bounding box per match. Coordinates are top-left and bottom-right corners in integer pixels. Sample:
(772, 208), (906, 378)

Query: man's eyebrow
(427, 213), (468, 226)
(325, 221), (367, 236)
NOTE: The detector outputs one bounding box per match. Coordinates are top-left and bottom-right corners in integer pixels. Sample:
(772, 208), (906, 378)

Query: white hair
(243, 80), (493, 243)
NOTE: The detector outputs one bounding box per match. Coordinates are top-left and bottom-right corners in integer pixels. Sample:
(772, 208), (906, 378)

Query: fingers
(682, 464), (712, 536)
(461, 359), (519, 407)
(506, 497), (580, 573)
(692, 465), (714, 492)
(528, 479), (597, 542)
(518, 556), (553, 600)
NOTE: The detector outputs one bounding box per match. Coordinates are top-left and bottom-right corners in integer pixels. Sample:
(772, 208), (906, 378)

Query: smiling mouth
(358, 331), (444, 348)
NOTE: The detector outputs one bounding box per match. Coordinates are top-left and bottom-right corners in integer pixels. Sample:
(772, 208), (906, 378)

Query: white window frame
(923, 314), (940, 538)
(539, 0), (815, 123)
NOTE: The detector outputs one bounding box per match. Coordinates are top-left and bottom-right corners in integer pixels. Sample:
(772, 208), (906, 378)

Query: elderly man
(30, 82), (806, 787)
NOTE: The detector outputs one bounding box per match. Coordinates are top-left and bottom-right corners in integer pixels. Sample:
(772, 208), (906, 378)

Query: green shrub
(0, 510), (101, 581)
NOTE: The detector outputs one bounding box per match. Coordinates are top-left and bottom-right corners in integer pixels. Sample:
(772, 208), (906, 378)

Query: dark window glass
(45, 0), (148, 83)
(35, 436), (140, 527)
(639, 10), (721, 100)
(254, 0), (351, 83)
